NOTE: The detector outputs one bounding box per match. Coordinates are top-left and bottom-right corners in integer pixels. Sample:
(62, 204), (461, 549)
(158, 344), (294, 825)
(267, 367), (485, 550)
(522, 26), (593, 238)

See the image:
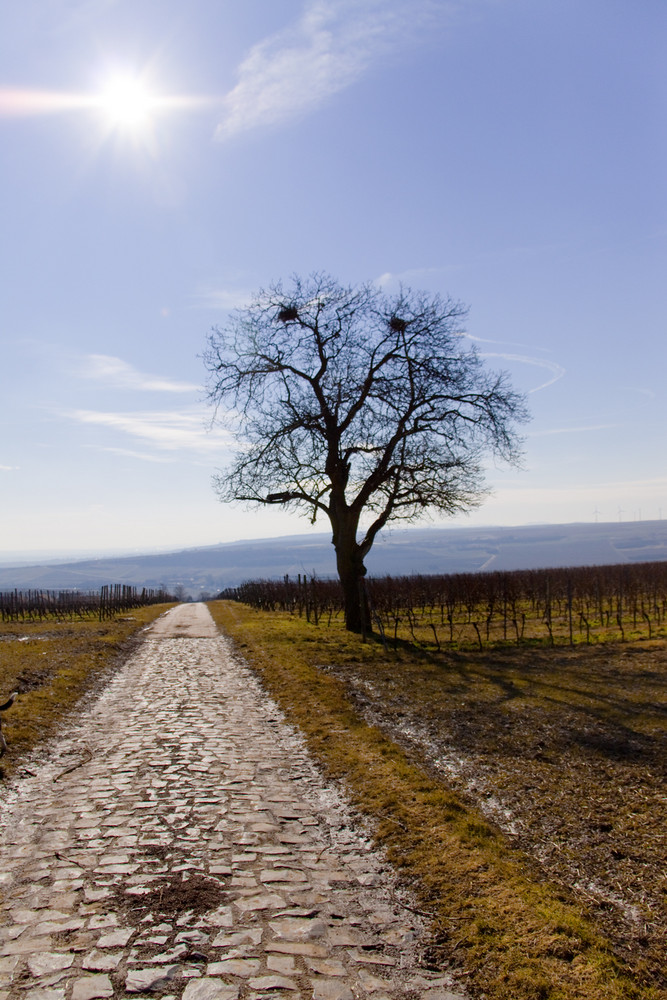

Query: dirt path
(0, 603), (463, 1000)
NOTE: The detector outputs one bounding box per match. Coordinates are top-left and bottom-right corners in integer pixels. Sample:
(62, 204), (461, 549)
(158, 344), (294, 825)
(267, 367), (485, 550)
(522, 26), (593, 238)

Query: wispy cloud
(77, 355), (198, 393)
(0, 464), (19, 471)
(528, 423), (616, 438)
(378, 269), (567, 395)
(192, 286), (254, 311)
(68, 409), (232, 453)
(495, 476), (667, 500)
(215, 0), (448, 140)
(376, 266), (459, 290)
(92, 446), (174, 464)
(625, 386), (656, 400)
(479, 353), (566, 393)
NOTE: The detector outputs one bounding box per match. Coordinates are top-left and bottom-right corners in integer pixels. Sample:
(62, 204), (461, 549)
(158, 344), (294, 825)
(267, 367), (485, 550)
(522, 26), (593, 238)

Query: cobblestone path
(0, 604), (464, 1000)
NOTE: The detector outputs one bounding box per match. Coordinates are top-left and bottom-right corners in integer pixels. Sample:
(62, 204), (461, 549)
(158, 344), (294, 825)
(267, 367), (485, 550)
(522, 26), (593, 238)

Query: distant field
(211, 600), (667, 1000)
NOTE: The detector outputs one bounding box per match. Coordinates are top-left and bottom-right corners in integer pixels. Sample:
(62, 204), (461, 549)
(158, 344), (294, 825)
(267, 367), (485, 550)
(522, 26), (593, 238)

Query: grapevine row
(221, 561), (667, 647)
(0, 585), (174, 623)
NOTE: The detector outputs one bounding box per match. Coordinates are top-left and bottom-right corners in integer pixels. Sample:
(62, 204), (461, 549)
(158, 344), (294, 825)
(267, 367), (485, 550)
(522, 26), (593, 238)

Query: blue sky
(1, 0), (665, 558)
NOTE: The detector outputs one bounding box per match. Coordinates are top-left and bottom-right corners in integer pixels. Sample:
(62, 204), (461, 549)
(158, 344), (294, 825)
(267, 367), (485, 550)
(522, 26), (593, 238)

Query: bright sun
(98, 75), (156, 128)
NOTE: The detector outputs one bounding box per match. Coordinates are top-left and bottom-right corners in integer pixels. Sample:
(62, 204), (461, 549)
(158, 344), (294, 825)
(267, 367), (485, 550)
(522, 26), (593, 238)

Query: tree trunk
(334, 536), (371, 634)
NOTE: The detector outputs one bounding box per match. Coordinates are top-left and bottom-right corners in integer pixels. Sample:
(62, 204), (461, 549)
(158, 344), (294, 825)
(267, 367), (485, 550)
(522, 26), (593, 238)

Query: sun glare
(98, 75), (156, 128)
(0, 75), (213, 134)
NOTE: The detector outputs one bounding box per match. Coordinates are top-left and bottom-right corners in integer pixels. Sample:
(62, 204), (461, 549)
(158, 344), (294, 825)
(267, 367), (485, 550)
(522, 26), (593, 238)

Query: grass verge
(0, 604), (174, 781)
(208, 600), (663, 1000)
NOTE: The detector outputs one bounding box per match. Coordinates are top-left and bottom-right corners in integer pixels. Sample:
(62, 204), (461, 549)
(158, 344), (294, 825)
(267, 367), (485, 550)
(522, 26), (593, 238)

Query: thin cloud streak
(94, 446), (174, 464)
(192, 287), (254, 311)
(479, 352), (566, 393)
(376, 274), (566, 386)
(496, 476), (667, 499)
(215, 0), (449, 140)
(626, 386), (656, 400)
(69, 409), (232, 453)
(376, 266), (459, 289)
(528, 423), (616, 438)
(77, 355), (198, 393)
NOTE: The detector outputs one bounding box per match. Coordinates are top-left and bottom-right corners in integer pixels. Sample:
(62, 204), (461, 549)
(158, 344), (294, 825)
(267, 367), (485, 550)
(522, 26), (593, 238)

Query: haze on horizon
(1, 1), (665, 557)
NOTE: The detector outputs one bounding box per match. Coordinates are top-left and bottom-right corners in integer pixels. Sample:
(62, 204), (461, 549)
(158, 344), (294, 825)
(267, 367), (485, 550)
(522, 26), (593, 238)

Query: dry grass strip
(208, 600), (663, 1000)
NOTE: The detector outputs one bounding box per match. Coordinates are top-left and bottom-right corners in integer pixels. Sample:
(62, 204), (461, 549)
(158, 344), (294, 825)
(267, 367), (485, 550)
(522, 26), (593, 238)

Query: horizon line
(1, 517), (664, 569)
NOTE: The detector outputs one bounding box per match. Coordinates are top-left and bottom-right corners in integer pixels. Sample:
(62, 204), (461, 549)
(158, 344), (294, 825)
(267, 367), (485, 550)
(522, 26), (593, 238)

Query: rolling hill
(1, 520), (666, 597)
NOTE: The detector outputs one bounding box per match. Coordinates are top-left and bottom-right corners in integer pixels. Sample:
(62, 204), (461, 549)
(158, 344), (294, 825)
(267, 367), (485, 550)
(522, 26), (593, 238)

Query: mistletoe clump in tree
(204, 273), (528, 633)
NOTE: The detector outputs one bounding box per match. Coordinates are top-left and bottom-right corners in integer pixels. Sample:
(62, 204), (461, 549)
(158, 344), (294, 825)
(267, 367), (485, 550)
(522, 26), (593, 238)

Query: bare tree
(204, 273), (528, 633)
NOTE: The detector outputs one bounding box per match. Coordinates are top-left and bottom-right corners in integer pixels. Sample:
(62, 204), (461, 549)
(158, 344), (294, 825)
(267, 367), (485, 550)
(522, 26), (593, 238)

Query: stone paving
(0, 604), (465, 1000)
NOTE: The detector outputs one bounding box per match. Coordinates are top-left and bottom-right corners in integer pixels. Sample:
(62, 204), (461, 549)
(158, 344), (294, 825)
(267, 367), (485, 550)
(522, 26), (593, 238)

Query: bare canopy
(204, 273), (528, 632)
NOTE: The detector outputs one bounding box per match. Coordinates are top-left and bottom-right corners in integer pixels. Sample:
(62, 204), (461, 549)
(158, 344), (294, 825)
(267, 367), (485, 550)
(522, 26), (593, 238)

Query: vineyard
(222, 560), (667, 647)
(0, 584), (174, 623)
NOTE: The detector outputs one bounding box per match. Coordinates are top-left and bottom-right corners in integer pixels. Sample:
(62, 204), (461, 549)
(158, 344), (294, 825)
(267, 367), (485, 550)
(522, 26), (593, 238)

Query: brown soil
(325, 640), (667, 991)
(115, 872), (229, 919)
